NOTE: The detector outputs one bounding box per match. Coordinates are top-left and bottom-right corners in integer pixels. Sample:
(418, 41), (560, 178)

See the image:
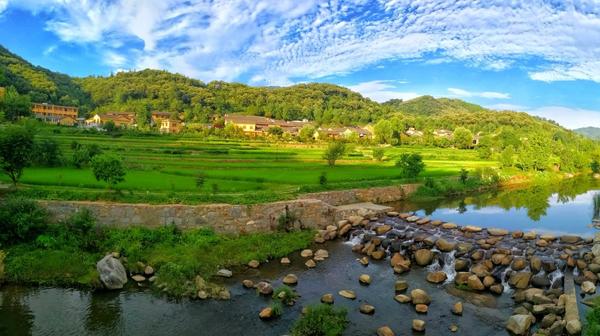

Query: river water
(1, 178), (598, 336)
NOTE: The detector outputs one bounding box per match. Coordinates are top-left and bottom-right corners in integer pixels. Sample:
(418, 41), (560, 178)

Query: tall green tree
(396, 153), (425, 178)
(323, 142), (346, 167)
(90, 153), (126, 190)
(374, 119), (394, 144)
(0, 125), (35, 185)
(453, 127), (474, 149)
(0, 86), (31, 121)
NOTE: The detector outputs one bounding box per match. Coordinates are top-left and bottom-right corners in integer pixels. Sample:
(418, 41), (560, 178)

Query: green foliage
(453, 127), (474, 149)
(591, 160), (600, 174)
(319, 172), (327, 185)
(298, 125), (316, 142)
(0, 86), (31, 120)
(0, 124), (35, 184)
(277, 207), (299, 232)
(372, 147), (385, 161)
(0, 197), (47, 246)
(90, 153), (126, 189)
(269, 301), (284, 318)
(267, 126), (284, 136)
(33, 139), (62, 167)
(500, 145), (515, 168)
(322, 142), (346, 167)
(195, 172), (206, 188)
(0, 250), (5, 284)
(291, 304), (348, 336)
(374, 119), (394, 144)
(586, 306), (600, 336)
(272, 285), (299, 305)
(103, 120), (117, 133)
(395, 153), (425, 178)
(459, 168), (468, 184)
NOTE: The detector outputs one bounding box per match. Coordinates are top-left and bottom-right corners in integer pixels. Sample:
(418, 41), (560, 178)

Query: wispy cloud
(486, 103), (528, 111)
(42, 45), (57, 56)
(526, 106), (600, 129)
(4, 1), (600, 85)
(448, 88), (510, 99)
(347, 80), (419, 102)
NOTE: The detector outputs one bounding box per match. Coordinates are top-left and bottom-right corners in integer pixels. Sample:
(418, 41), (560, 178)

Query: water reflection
(398, 177), (600, 236)
(0, 286), (34, 336)
(85, 290), (123, 335)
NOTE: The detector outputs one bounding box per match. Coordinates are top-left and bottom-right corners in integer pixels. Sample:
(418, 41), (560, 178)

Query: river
(1, 177), (598, 336)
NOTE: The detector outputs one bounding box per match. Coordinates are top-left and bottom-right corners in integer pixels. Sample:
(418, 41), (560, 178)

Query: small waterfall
(573, 267), (579, 277)
(549, 269), (564, 289)
(345, 231), (364, 245)
(426, 250), (456, 284)
(500, 266), (513, 293)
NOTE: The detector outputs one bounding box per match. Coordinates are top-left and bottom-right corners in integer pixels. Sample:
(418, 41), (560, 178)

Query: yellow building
(85, 112), (136, 128)
(32, 103), (78, 125)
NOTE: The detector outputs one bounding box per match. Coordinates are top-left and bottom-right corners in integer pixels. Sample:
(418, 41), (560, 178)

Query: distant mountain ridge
(575, 127), (600, 139)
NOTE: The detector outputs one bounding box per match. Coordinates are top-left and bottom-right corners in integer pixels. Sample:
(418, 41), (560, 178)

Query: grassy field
(1, 126), (498, 204)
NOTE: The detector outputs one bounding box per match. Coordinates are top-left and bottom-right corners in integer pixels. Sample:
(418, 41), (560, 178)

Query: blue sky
(1, 1), (600, 129)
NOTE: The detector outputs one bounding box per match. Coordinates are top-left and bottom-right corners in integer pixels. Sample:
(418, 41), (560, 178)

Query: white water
(548, 269), (564, 288)
(426, 249), (457, 284)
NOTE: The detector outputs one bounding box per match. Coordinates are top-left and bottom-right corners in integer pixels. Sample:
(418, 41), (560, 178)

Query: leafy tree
(374, 119), (394, 144)
(500, 146), (515, 168)
(319, 172), (327, 185)
(90, 153), (126, 189)
(592, 160), (600, 174)
(267, 126), (284, 137)
(103, 120), (117, 133)
(0, 197), (47, 246)
(322, 142), (346, 167)
(33, 139), (62, 167)
(477, 135), (494, 159)
(0, 86), (31, 121)
(459, 168), (468, 184)
(298, 125), (315, 142)
(453, 127), (474, 149)
(396, 153), (425, 178)
(0, 125), (35, 185)
(372, 148), (385, 161)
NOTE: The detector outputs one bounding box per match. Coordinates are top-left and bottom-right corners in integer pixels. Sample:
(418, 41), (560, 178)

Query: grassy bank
(0, 201), (314, 296)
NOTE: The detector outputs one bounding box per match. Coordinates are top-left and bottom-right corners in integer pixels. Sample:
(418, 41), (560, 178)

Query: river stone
(283, 274), (298, 286)
(410, 289), (431, 305)
(467, 275), (485, 291)
(471, 263), (490, 277)
(582, 281), (596, 294)
(452, 301), (463, 315)
(536, 239), (549, 247)
(522, 288), (544, 302)
(371, 249), (385, 260)
(321, 293), (334, 304)
(531, 274), (551, 288)
(415, 303), (428, 313)
(131, 275), (146, 282)
(488, 228), (509, 236)
(416, 217), (430, 225)
(300, 249), (313, 258)
(471, 250), (484, 261)
(305, 259), (316, 268)
(415, 249), (434, 266)
(217, 269), (233, 278)
(359, 274), (372, 285)
(412, 319), (426, 332)
(509, 272), (532, 289)
(96, 255), (127, 290)
(338, 223), (352, 237)
(360, 304), (375, 314)
(512, 258), (528, 271)
(566, 319), (582, 335)
(395, 280), (408, 292)
(512, 231), (524, 239)
(530, 256), (542, 273)
(406, 215), (420, 222)
(144, 266), (154, 276)
(436, 238), (457, 252)
(523, 232), (537, 240)
(442, 222), (458, 229)
(259, 307), (273, 320)
(280, 257), (291, 265)
(339, 290), (356, 299)
(455, 272), (472, 285)
(248, 260), (260, 268)
(426, 271), (447, 284)
(315, 249), (329, 259)
(561, 235), (581, 244)
(455, 259), (469, 271)
(464, 225), (482, 233)
(377, 326), (395, 336)
(483, 275), (495, 287)
(395, 294), (411, 303)
(506, 314), (534, 335)
(242, 279), (254, 288)
(359, 256), (369, 266)
(532, 293), (554, 304)
(256, 282), (273, 295)
(490, 284), (504, 295)
(375, 225), (392, 235)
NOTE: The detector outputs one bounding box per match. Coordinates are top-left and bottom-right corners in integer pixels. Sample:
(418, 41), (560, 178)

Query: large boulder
(436, 238), (457, 252)
(509, 272), (532, 289)
(410, 289), (431, 305)
(97, 255), (127, 290)
(415, 249), (434, 266)
(426, 271), (447, 284)
(467, 275), (485, 291)
(506, 314), (534, 335)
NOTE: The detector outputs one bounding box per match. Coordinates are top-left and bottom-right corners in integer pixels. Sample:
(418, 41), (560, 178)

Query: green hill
(575, 127), (600, 140)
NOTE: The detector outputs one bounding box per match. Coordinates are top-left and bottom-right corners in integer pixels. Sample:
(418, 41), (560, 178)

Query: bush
(395, 153), (425, 178)
(592, 160), (600, 174)
(34, 139), (63, 167)
(0, 125), (35, 185)
(272, 285), (299, 305)
(459, 168), (468, 184)
(0, 197), (48, 246)
(291, 304), (348, 336)
(586, 306), (600, 335)
(319, 172), (327, 185)
(372, 148), (385, 161)
(90, 153), (126, 189)
(322, 142), (346, 167)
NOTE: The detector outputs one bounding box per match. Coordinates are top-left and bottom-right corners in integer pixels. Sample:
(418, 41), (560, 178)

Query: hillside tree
(0, 125), (35, 185)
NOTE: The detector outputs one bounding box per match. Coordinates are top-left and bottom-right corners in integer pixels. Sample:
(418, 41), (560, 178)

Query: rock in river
(321, 293), (334, 304)
(412, 319), (426, 332)
(415, 249), (434, 266)
(426, 271), (447, 284)
(506, 314), (534, 335)
(359, 274), (372, 285)
(436, 238), (457, 252)
(452, 302), (463, 315)
(283, 274), (298, 286)
(410, 289), (431, 305)
(360, 304), (375, 314)
(217, 269), (233, 278)
(339, 290), (356, 299)
(377, 326), (395, 336)
(582, 281), (596, 294)
(96, 255), (127, 290)
(256, 282), (273, 295)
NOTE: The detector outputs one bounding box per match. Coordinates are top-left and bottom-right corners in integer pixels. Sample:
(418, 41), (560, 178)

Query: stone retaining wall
(299, 184), (419, 206)
(40, 184), (418, 235)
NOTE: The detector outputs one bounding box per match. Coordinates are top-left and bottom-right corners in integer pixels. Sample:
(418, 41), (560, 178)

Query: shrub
(0, 197), (47, 246)
(322, 142), (346, 167)
(0, 125), (35, 185)
(291, 304), (348, 336)
(372, 148), (385, 161)
(269, 301), (284, 318)
(319, 172), (327, 185)
(592, 160), (600, 174)
(459, 168), (468, 184)
(34, 139), (63, 167)
(272, 285), (299, 305)
(277, 206), (299, 232)
(586, 306), (600, 335)
(91, 153), (126, 189)
(196, 172), (206, 188)
(395, 153), (425, 178)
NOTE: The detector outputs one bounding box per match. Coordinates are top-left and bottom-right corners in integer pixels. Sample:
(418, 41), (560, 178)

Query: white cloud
(448, 88), (510, 99)
(486, 103), (528, 111)
(43, 45), (57, 56)
(347, 80), (418, 102)
(5, 1), (600, 84)
(526, 106), (600, 129)
(104, 51), (127, 67)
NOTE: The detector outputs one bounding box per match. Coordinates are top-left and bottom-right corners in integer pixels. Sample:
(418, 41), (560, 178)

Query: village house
(224, 114), (311, 136)
(85, 112), (136, 128)
(152, 112), (184, 134)
(314, 126), (372, 140)
(433, 129), (453, 138)
(32, 103), (79, 126)
(405, 127), (424, 137)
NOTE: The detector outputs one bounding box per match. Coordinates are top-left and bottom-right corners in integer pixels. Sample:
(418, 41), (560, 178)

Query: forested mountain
(0, 45), (92, 112)
(575, 127), (600, 140)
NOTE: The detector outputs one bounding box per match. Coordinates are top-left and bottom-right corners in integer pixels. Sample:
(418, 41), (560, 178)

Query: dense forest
(1, 44), (599, 174)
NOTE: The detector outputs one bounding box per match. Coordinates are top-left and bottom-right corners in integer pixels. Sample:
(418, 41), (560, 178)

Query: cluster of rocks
(333, 211), (592, 336)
